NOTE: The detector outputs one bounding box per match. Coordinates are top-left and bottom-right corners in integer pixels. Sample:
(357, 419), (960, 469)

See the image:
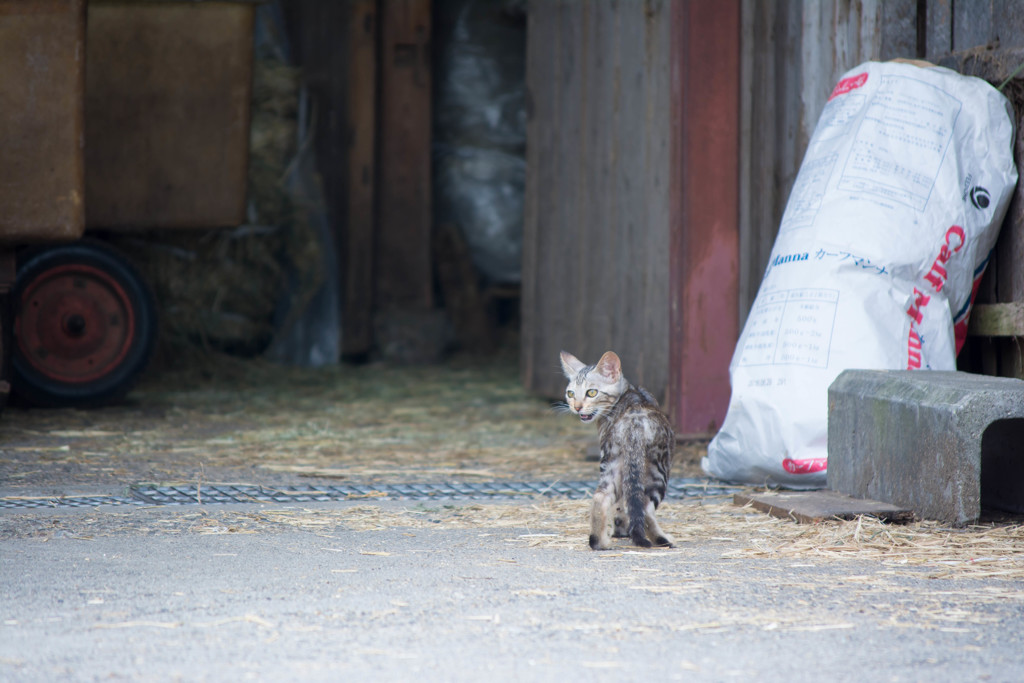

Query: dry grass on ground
(2, 353), (1022, 584)
(0, 352), (706, 487)
(5, 496), (1023, 583)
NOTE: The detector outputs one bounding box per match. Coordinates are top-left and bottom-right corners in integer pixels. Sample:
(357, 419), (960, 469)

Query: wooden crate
(0, 0), (87, 245)
(84, 0), (255, 230)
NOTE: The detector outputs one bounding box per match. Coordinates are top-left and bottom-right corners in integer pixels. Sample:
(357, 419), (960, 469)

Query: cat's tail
(625, 437), (652, 548)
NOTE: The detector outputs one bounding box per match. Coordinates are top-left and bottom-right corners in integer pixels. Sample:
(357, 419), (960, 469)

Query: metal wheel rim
(16, 263), (137, 384)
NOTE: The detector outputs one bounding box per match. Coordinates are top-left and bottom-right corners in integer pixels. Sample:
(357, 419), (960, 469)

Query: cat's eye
(567, 390), (575, 398)
(586, 389), (598, 398)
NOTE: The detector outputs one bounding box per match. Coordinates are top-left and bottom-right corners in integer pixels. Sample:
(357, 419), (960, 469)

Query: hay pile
(107, 56), (325, 363)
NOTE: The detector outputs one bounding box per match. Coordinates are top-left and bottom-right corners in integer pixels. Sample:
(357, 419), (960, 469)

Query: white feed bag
(704, 61), (1018, 487)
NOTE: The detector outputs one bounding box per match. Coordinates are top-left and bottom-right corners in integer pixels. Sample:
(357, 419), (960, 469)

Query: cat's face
(559, 350), (628, 423)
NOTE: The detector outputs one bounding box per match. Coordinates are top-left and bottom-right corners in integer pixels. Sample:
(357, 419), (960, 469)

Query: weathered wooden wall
(522, 0), (672, 403)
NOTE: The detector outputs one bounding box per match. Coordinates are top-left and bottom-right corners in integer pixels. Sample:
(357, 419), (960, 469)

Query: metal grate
(0, 494), (140, 510)
(0, 478), (741, 510)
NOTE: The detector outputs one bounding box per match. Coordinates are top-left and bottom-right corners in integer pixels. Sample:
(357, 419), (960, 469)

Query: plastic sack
(433, 0), (526, 284)
(434, 144), (525, 284)
(704, 61), (1018, 487)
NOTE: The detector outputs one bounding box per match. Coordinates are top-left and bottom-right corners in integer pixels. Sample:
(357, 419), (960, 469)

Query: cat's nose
(573, 401), (583, 412)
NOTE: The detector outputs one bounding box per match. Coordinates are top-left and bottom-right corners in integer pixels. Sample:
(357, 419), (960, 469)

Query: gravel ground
(2, 499), (1024, 682)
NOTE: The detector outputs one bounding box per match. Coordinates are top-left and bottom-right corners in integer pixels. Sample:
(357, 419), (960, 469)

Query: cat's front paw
(589, 534), (611, 550)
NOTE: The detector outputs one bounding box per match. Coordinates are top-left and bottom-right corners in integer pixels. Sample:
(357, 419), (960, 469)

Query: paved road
(2, 498), (1022, 682)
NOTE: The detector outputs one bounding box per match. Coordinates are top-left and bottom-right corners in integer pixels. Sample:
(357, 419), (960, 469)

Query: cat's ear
(595, 351), (622, 382)
(560, 351), (586, 378)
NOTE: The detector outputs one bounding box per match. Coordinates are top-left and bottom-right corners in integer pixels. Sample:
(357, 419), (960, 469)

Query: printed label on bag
(738, 289), (839, 369)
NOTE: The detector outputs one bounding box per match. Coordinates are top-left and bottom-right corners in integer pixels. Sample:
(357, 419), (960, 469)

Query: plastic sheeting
(256, 2), (340, 366)
(434, 0), (526, 285)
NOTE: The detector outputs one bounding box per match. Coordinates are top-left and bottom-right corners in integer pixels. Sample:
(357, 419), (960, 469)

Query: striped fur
(559, 351), (674, 550)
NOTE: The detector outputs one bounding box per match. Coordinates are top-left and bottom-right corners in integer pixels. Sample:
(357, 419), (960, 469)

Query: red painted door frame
(668, 0), (740, 434)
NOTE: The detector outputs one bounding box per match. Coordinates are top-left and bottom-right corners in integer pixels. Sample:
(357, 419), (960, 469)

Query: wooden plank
(522, 0), (586, 396)
(519, 0), (542, 387)
(376, 0), (432, 312)
(550, 0), (583, 390)
(668, 0), (740, 433)
(562, 0), (585, 378)
(579, 1), (603, 362)
(521, 0), (671, 400)
(734, 490), (915, 524)
(612, 1), (635, 384)
(643, 0), (671, 400)
(878, 0), (918, 59)
(952, 0), (993, 50)
(586, 2), (615, 361)
(434, 223), (494, 351)
(969, 303), (1024, 337)
(991, 0), (1024, 45)
(342, 0), (377, 356)
(737, 0), (757, 325)
(525, 0), (563, 393)
(610, 0), (669, 397)
(924, 0), (952, 61)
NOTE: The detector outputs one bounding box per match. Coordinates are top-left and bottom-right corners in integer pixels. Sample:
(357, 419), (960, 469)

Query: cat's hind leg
(644, 500), (674, 548)
(589, 488), (614, 550)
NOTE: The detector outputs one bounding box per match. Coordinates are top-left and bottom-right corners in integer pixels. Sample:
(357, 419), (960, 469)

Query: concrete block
(827, 370), (1024, 525)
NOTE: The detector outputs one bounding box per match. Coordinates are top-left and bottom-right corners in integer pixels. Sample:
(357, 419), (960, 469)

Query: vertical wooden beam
(642, 0), (672, 398)
(519, 0), (542, 387)
(924, 0), (952, 61)
(343, 0), (378, 355)
(669, 0), (740, 433)
(522, 0), (585, 394)
(376, 0), (432, 312)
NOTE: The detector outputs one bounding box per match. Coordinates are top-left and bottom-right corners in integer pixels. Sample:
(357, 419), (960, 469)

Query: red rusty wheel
(12, 242), (156, 407)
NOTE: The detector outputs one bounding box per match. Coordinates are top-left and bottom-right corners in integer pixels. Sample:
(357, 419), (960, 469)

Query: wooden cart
(0, 0), (254, 408)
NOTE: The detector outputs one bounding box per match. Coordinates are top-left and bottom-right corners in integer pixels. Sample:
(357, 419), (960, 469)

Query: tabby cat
(559, 350), (674, 550)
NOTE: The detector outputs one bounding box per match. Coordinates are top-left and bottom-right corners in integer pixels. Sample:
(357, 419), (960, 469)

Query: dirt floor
(2, 350), (1024, 584)
(0, 350), (707, 494)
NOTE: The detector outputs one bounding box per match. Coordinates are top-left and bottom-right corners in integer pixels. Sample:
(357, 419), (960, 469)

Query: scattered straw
(4, 494), (1023, 582)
